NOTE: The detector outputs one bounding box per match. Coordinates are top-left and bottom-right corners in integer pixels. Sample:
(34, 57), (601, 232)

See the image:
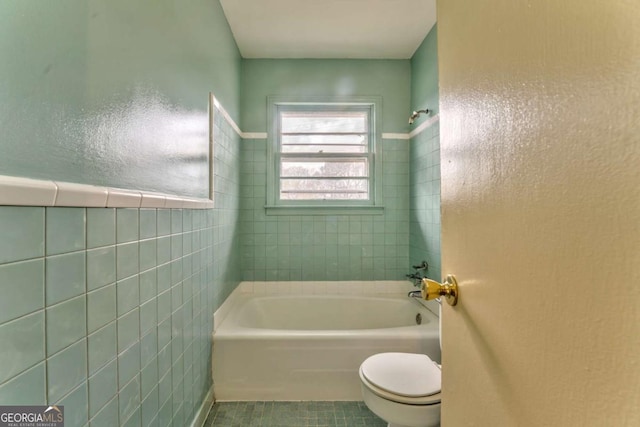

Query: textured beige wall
(438, 0), (640, 425)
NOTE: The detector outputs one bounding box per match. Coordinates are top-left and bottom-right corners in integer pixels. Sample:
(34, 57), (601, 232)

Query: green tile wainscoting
(0, 109), (242, 427)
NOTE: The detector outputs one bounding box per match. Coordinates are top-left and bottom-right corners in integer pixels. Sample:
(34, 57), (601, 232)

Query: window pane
(281, 159), (368, 178)
(281, 111), (367, 133)
(274, 103), (375, 203)
(280, 178), (369, 200)
(281, 134), (367, 153)
(281, 191), (368, 200)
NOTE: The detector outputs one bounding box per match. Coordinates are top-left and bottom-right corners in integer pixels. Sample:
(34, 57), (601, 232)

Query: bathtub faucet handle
(406, 273), (424, 287)
(412, 261), (429, 271)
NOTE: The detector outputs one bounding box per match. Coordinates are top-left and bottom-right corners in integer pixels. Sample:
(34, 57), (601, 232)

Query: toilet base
(361, 384), (440, 427)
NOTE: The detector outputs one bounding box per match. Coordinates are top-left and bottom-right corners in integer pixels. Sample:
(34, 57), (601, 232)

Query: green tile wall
(239, 138), (409, 281)
(0, 0), (241, 198)
(0, 109), (241, 426)
(409, 122), (441, 281)
(240, 59), (411, 133)
(410, 25), (439, 117)
(237, 57), (417, 281)
(409, 24), (441, 282)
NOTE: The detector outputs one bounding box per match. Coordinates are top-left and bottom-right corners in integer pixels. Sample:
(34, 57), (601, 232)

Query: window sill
(264, 205), (385, 216)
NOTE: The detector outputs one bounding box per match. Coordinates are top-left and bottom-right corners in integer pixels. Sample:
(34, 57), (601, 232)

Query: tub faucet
(408, 290), (423, 298)
(406, 272), (425, 287)
(407, 260), (430, 287)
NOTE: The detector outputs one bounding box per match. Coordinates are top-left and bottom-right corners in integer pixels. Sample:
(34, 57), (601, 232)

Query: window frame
(266, 96), (384, 215)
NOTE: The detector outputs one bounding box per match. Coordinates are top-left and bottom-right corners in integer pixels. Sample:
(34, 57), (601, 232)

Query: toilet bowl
(359, 352), (441, 427)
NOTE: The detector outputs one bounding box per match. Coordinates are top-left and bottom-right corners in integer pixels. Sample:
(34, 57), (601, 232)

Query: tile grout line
(113, 208), (122, 425)
(43, 207), (50, 406)
(82, 207), (91, 421)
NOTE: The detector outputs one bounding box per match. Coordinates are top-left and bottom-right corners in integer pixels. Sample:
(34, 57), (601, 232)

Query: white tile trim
(210, 93), (440, 142)
(211, 96), (269, 139)
(212, 94), (441, 142)
(233, 123), (440, 142)
(54, 181), (109, 207)
(0, 175), (58, 206)
(0, 95), (238, 209)
(382, 132), (410, 140)
(0, 174), (214, 209)
(409, 114), (440, 139)
(140, 192), (167, 208)
(164, 196), (185, 209)
(212, 96), (244, 138)
(189, 385), (214, 427)
(242, 132), (268, 139)
(105, 188), (142, 208)
(0, 95), (438, 208)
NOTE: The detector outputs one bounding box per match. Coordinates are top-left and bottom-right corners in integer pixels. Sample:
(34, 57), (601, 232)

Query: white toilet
(359, 303), (442, 427)
(359, 352), (441, 427)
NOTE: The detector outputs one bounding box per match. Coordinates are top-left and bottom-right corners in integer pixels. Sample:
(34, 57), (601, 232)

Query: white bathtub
(212, 281), (440, 401)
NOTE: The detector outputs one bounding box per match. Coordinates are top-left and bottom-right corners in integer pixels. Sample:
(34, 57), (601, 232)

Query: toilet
(359, 304), (442, 427)
(359, 352), (441, 427)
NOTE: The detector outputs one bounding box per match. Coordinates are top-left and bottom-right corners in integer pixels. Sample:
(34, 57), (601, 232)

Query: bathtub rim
(213, 280), (440, 333)
(215, 294), (439, 339)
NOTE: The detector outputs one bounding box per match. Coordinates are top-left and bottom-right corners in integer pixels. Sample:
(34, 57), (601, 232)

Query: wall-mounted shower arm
(408, 109), (431, 125)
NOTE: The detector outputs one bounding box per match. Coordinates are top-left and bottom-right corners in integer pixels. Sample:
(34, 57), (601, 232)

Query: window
(267, 97), (383, 213)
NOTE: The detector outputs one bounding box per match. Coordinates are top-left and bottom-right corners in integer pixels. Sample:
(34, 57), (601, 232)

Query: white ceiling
(219, 0), (437, 59)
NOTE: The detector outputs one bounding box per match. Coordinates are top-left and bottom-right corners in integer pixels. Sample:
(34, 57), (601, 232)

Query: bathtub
(212, 281), (440, 401)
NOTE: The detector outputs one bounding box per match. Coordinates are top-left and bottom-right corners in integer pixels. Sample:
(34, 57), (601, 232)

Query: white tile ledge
(213, 92), (438, 141)
(0, 174), (213, 209)
(0, 175), (58, 206)
(54, 181), (109, 207)
(409, 114), (440, 139)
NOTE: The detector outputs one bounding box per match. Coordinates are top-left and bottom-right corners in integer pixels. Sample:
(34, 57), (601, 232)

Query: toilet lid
(361, 353), (441, 398)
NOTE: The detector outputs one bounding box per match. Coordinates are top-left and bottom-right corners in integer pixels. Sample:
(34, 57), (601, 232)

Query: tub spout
(407, 290), (423, 298)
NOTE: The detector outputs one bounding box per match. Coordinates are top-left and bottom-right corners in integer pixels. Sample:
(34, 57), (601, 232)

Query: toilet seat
(360, 369), (441, 405)
(360, 353), (441, 405)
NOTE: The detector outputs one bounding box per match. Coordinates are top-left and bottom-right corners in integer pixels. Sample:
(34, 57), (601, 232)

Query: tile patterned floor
(204, 401), (387, 427)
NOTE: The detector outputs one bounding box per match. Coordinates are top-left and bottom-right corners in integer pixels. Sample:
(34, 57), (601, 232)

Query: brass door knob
(421, 275), (459, 306)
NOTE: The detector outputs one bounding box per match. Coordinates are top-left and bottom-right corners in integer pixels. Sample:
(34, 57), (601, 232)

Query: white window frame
(266, 96), (384, 215)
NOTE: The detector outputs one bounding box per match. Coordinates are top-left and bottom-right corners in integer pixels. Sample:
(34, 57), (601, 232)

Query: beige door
(437, 0), (640, 425)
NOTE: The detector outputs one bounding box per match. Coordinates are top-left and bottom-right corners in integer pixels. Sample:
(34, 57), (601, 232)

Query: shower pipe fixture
(408, 109), (430, 125)
(412, 261), (428, 271)
(406, 260), (430, 286)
